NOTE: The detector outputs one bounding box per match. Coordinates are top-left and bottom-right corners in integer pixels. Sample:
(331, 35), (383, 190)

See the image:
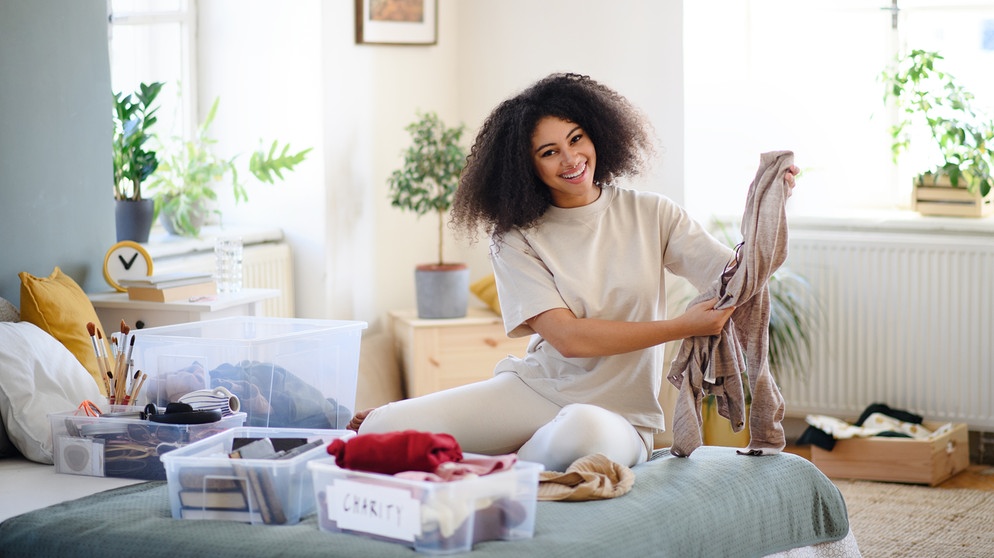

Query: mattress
(0, 446), (854, 557)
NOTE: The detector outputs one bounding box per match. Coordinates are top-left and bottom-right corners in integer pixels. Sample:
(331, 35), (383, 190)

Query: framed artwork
(355, 0), (437, 45)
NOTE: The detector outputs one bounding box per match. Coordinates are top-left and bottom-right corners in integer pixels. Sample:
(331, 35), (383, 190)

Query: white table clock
(102, 240), (154, 292)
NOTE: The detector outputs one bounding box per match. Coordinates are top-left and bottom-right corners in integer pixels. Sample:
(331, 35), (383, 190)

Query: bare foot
(348, 408), (374, 432)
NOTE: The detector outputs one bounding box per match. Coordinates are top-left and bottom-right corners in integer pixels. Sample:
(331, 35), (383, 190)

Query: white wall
(197, 0), (685, 333)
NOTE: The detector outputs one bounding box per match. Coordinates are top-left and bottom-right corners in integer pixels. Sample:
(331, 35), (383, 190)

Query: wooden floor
(786, 444), (994, 491)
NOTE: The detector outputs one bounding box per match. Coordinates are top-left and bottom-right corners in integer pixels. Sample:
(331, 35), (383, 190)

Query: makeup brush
(96, 329), (113, 383)
(85, 322), (100, 358)
(124, 333), (136, 386)
(114, 321), (128, 379)
(129, 372), (148, 406)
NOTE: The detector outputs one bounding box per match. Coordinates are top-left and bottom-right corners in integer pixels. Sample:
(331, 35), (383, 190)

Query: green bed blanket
(0, 446), (849, 557)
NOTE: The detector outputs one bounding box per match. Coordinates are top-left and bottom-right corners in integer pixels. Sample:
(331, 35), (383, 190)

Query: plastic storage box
(50, 405), (245, 481)
(161, 426), (354, 525)
(308, 455), (542, 554)
(132, 317), (366, 429)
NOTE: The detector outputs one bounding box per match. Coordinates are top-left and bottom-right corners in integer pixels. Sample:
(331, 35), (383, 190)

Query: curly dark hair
(450, 73), (655, 243)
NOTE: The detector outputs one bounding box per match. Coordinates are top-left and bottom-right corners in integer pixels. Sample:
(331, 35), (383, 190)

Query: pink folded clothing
(434, 454), (517, 481)
(326, 430), (463, 475)
(395, 454), (519, 482)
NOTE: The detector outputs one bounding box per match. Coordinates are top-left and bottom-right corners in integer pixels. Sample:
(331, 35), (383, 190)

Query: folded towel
(326, 430), (463, 474)
(538, 453), (635, 501)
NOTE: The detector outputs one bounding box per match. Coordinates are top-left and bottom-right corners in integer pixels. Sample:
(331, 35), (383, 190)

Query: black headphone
(143, 402), (222, 425)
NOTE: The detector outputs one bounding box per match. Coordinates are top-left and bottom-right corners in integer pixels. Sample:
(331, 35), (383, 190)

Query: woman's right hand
(678, 298), (735, 338)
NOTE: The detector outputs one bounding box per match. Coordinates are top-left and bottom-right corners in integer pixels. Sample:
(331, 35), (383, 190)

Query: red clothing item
(326, 430), (463, 474)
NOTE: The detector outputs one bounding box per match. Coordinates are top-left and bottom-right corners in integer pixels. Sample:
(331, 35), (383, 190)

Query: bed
(0, 446), (859, 557)
(0, 278), (860, 556)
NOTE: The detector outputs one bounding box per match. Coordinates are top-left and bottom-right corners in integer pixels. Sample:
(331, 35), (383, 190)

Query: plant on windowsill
(112, 81), (164, 242)
(881, 48), (994, 217)
(147, 97), (312, 237)
(387, 111), (469, 319)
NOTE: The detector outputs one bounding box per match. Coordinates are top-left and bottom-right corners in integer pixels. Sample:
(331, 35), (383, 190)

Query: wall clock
(103, 241), (154, 292)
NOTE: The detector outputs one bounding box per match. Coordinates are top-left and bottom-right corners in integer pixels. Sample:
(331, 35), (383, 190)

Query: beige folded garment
(537, 453), (635, 501)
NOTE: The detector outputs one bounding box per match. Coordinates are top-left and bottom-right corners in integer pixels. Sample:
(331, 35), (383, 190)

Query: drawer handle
(428, 357), (440, 368)
(483, 338), (498, 348)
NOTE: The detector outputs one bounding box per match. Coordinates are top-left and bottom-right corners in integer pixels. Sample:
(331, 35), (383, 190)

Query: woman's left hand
(785, 165), (800, 197)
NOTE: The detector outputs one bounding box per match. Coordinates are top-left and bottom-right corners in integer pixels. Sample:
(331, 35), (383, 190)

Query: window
(684, 0), (994, 218)
(107, 0), (196, 143)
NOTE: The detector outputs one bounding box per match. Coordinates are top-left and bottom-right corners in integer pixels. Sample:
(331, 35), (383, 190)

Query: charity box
(50, 405), (246, 481)
(132, 316), (367, 430)
(810, 421), (969, 486)
(161, 426), (353, 525)
(308, 455), (543, 554)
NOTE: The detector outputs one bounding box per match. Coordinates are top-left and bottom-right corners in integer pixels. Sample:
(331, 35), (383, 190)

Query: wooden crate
(811, 421), (969, 486)
(913, 176), (993, 217)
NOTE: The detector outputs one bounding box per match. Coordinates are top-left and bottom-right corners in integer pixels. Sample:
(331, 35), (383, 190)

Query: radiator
(782, 228), (994, 430)
(151, 242), (295, 318)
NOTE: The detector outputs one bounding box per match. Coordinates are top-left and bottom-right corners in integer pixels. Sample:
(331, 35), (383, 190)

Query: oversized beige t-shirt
(490, 186), (732, 432)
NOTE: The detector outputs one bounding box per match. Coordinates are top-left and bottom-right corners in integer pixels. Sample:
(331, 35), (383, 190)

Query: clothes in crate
(147, 360), (352, 429)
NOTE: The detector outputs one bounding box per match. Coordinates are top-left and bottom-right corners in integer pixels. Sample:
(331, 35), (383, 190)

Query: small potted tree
(112, 81), (164, 242)
(148, 97), (311, 237)
(388, 111), (469, 319)
(881, 49), (994, 217)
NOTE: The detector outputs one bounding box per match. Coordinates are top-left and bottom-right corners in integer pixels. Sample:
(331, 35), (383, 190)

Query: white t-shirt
(490, 185), (732, 432)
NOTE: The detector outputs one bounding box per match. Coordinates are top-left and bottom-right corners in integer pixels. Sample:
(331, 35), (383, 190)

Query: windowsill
(717, 208), (994, 237)
(143, 225), (284, 259)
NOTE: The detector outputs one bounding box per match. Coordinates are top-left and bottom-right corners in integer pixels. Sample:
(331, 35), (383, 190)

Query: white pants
(358, 372), (651, 471)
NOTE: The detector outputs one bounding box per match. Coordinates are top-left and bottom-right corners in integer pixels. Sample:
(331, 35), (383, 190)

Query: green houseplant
(148, 97), (311, 237)
(387, 111), (469, 319)
(112, 81), (164, 242)
(881, 49), (994, 216)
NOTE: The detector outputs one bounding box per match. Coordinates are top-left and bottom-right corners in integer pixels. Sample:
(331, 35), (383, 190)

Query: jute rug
(834, 480), (994, 558)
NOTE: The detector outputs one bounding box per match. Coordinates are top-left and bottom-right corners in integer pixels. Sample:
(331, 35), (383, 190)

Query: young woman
(352, 73), (798, 471)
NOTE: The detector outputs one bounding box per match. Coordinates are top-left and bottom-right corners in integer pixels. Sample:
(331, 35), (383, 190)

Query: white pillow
(0, 322), (105, 464)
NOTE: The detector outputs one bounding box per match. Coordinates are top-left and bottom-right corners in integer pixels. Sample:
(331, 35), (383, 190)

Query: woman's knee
(519, 404), (646, 470)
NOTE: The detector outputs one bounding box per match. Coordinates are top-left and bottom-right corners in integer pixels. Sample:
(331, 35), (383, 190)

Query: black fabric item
(873, 431), (913, 439)
(796, 425), (836, 451)
(855, 403), (923, 427)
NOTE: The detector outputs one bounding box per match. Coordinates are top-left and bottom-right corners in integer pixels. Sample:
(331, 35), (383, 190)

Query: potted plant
(112, 81), (164, 242)
(881, 49), (994, 217)
(387, 111), (469, 319)
(147, 97), (311, 237)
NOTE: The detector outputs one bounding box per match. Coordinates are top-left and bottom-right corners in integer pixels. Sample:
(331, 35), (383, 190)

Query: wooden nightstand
(390, 308), (531, 398)
(88, 288), (280, 329)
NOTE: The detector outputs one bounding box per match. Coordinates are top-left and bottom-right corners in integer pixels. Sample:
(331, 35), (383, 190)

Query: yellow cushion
(470, 273), (501, 316)
(19, 267), (107, 395)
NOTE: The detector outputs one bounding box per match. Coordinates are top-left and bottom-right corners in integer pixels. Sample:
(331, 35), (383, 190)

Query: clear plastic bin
(49, 405), (245, 480)
(132, 317), (366, 429)
(308, 455), (542, 554)
(161, 426), (353, 525)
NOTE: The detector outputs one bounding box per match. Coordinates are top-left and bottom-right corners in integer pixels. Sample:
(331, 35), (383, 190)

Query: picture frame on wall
(355, 0), (438, 46)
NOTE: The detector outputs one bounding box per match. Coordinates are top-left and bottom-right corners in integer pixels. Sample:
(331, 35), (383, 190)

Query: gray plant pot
(415, 263), (469, 319)
(115, 198), (155, 243)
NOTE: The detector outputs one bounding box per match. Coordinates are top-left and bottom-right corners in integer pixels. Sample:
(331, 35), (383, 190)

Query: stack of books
(122, 272), (216, 302)
(177, 437), (322, 524)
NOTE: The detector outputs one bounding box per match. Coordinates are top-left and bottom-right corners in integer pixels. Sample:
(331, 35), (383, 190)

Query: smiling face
(531, 116), (599, 208)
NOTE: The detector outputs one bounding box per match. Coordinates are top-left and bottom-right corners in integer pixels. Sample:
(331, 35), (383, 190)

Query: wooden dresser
(390, 307), (530, 398)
